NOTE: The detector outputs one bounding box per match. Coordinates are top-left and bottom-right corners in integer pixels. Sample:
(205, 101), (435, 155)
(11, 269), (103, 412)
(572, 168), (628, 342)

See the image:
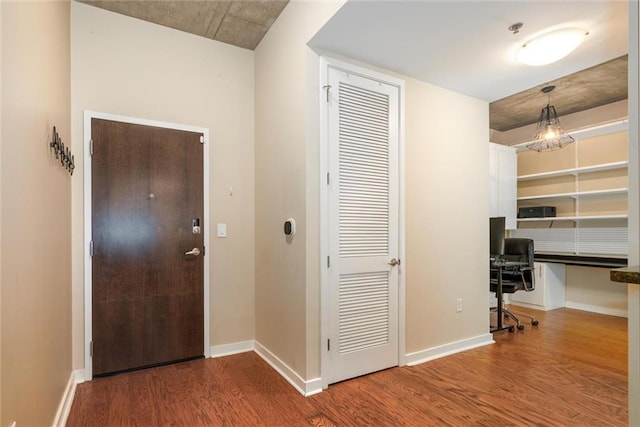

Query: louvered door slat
(339, 272), (389, 354)
(338, 82), (389, 259)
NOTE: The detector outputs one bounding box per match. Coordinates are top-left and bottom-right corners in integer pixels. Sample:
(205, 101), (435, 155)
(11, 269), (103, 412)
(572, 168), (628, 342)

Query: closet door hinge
(327, 256), (330, 268)
(326, 172), (330, 185)
(327, 339), (330, 351)
(89, 240), (94, 257)
(200, 135), (204, 144)
(90, 341), (94, 357)
(89, 139), (94, 156)
(323, 84), (332, 103)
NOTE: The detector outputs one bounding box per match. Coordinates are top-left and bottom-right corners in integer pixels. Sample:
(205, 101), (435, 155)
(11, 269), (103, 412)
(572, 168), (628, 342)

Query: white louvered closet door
(327, 67), (399, 384)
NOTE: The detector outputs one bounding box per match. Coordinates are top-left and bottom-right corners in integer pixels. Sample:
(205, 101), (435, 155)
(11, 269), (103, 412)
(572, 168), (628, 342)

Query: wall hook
(50, 126), (75, 175)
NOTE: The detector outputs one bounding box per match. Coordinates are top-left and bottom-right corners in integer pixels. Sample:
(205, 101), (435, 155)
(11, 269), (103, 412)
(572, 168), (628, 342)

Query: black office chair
(490, 238), (539, 330)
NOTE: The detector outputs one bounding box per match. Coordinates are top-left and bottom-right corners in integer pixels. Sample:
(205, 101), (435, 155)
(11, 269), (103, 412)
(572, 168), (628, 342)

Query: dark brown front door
(91, 118), (204, 377)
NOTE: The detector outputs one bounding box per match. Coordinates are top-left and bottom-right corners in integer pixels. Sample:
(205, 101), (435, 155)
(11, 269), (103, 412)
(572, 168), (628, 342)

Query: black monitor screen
(490, 216), (506, 257)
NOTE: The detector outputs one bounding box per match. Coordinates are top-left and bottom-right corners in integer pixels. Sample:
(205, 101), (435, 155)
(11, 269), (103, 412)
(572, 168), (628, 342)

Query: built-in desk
(535, 253), (627, 268)
(509, 258), (628, 314)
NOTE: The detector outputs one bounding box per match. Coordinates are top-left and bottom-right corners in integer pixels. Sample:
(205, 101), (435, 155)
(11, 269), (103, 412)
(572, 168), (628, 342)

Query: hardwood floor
(67, 308), (627, 426)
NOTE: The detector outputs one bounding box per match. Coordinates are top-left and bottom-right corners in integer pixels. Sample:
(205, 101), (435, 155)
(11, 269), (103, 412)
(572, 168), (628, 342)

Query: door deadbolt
(192, 218), (201, 234)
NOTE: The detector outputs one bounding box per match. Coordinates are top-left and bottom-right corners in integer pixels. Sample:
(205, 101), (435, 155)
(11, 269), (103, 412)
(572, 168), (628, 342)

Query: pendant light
(526, 86), (575, 152)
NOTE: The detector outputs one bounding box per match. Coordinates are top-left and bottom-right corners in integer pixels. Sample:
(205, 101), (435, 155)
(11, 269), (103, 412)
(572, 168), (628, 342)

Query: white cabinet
(489, 142), (517, 229)
(510, 262), (566, 310)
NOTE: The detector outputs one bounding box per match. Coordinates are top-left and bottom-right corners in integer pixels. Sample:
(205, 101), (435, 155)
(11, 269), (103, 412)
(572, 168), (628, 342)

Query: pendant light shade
(526, 86), (575, 152)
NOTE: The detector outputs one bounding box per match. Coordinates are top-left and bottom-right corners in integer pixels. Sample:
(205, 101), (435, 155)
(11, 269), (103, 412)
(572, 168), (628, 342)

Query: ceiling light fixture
(516, 28), (588, 66)
(526, 85), (575, 152)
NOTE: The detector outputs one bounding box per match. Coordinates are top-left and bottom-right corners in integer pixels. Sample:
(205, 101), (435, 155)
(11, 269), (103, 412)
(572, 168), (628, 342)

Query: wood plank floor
(67, 307), (627, 426)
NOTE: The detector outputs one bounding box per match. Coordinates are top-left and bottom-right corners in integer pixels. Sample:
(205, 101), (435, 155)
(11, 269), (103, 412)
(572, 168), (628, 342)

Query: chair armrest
(521, 267), (535, 291)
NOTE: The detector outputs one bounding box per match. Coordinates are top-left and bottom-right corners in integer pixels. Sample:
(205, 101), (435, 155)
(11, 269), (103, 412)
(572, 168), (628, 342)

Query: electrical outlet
(456, 298), (463, 313)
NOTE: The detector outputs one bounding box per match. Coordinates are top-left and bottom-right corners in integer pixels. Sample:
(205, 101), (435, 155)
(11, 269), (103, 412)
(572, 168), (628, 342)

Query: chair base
(490, 304), (539, 331)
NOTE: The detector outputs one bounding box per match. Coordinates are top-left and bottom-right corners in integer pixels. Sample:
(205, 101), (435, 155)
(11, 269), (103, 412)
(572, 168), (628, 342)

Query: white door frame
(319, 57), (406, 389)
(83, 110), (211, 380)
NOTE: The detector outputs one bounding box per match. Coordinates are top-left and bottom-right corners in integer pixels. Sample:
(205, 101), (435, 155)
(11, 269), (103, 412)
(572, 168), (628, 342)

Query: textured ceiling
(80, 0), (289, 50)
(309, 1), (627, 103)
(490, 55), (628, 132)
(80, 0), (628, 132)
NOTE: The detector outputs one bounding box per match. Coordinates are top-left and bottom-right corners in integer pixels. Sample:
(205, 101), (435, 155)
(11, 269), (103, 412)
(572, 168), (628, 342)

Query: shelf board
(517, 161), (628, 181)
(517, 187), (628, 201)
(517, 214), (628, 222)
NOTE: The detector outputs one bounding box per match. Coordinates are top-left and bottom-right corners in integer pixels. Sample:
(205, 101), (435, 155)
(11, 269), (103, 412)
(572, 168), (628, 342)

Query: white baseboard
(210, 340), (255, 358)
(565, 301), (628, 318)
(405, 333), (494, 366)
(53, 369), (84, 427)
(509, 301), (563, 311)
(253, 341), (322, 397)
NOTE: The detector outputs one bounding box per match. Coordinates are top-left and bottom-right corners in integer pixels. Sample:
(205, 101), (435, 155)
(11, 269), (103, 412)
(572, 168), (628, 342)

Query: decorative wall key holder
(50, 126), (75, 175)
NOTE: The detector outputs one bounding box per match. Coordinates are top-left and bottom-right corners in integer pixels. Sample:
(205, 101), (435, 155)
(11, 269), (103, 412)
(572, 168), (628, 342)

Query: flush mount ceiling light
(516, 28), (588, 66)
(526, 85), (575, 152)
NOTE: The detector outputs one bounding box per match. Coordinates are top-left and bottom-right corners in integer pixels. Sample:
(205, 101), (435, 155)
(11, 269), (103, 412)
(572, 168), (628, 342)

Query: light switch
(217, 223), (227, 238)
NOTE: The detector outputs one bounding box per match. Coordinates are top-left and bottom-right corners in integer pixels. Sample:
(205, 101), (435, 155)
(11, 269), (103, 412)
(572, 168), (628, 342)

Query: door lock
(185, 248), (201, 256)
(192, 218), (201, 234)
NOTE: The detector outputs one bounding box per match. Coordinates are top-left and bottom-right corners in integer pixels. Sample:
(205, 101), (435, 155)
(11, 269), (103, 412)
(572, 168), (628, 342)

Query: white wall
(1, 2), (72, 425)
(71, 2), (255, 370)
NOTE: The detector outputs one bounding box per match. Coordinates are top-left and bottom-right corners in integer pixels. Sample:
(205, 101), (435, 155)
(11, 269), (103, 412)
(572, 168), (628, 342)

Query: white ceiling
(309, 0), (628, 103)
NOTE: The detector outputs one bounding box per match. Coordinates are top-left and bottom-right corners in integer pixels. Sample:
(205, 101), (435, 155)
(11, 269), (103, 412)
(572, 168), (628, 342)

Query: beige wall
(254, 0), (345, 379)
(405, 78), (490, 351)
(256, 0), (490, 380)
(71, 2), (255, 369)
(627, 1), (639, 424)
(1, 2), (72, 425)
(565, 266), (628, 315)
(0, 2), (4, 423)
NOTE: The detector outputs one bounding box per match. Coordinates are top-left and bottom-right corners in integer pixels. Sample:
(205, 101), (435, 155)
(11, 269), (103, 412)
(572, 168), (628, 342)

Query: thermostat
(284, 218), (296, 237)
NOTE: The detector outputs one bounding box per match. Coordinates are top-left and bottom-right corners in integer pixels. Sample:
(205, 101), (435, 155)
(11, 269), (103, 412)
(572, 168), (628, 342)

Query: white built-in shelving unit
(516, 161), (628, 222)
(517, 160), (628, 181)
(517, 188), (628, 202)
(510, 121), (629, 257)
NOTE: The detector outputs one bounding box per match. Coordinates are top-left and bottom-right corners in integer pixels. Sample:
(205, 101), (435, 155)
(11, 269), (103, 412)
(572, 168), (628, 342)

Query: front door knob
(185, 248), (201, 256)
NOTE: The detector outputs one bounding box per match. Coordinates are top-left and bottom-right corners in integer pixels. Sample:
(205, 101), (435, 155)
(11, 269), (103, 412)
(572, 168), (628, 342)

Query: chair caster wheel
(508, 326), (515, 333)
(517, 324), (525, 331)
(532, 320), (539, 326)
